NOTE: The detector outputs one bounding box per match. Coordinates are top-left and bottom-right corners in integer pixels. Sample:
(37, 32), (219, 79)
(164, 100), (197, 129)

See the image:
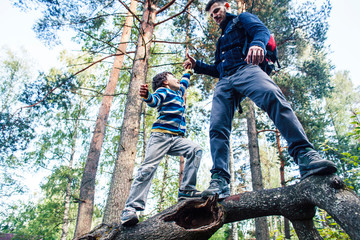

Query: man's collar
(219, 12), (237, 31)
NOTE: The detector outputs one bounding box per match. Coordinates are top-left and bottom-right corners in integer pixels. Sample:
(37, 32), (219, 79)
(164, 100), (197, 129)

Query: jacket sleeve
(143, 88), (167, 108)
(179, 69), (192, 96)
(194, 60), (220, 78)
(237, 12), (271, 53)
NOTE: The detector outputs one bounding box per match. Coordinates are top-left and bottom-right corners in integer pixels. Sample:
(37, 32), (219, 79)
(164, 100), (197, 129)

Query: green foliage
(0, 112), (34, 157)
(315, 209), (351, 239)
(322, 109), (360, 193)
(349, 110), (360, 139)
(209, 223), (230, 240)
(0, 48), (35, 156)
(1, 201), (63, 239)
(19, 73), (77, 113)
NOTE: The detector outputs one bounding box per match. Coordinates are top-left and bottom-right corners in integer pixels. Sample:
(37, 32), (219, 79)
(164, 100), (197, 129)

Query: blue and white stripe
(144, 72), (191, 135)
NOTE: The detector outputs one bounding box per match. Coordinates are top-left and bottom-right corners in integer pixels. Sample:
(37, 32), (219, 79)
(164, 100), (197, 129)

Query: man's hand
(183, 53), (196, 69)
(139, 84), (149, 99)
(245, 46), (264, 65)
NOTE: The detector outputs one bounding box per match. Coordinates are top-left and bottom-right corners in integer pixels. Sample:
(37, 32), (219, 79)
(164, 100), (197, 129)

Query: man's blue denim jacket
(194, 12), (271, 79)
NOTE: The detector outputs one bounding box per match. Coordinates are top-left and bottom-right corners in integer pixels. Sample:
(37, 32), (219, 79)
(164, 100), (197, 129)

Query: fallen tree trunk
(78, 174), (360, 240)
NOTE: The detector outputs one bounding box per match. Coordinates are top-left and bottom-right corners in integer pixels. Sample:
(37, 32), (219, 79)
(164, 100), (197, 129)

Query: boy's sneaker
(201, 173), (230, 200)
(178, 189), (202, 201)
(121, 208), (139, 227)
(295, 148), (337, 180)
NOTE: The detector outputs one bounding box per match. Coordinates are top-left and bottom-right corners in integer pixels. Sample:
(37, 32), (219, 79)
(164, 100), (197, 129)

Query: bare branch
(156, 0), (176, 15)
(11, 52), (134, 116)
(153, 40), (188, 45)
(78, 29), (135, 61)
(117, 0), (142, 23)
(155, 0), (195, 26)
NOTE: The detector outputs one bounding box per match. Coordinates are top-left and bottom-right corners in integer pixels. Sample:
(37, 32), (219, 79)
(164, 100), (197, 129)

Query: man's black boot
(295, 148), (337, 180)
(201, 173), (230, 199)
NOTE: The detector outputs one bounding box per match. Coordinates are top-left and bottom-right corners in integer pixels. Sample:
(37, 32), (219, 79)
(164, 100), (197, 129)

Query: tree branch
(153, 40), (188, 45)
(11, 51), (134, 116)
(156, 0), (176, 15)
(155, 0), (195, 26)
(77, 174), (360, 240)
(117, 0), (142, 23)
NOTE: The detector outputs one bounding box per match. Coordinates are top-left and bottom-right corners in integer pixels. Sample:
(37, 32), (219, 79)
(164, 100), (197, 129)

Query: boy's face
(209, 2), (229, 25)
(163, 73), (180, 91)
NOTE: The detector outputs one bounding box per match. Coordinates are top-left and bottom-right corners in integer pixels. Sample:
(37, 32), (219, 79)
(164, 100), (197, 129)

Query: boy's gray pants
(124, 132), (202, 211)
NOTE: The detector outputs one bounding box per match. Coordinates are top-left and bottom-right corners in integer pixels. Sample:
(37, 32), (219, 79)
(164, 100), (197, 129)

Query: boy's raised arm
(139, 84), (149, 99)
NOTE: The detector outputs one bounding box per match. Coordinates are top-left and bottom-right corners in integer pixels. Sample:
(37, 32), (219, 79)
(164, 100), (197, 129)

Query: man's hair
(152, 71), (173, 92)
(205, 0), (227, 12)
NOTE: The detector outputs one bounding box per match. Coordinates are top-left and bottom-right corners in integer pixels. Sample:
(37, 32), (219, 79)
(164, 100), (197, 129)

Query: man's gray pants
(124, 132), (202, 211)
(210, 64), (313, 182)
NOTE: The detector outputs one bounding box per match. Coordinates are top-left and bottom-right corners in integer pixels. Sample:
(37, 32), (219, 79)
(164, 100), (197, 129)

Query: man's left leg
(232, 65), (337, 179)
(201, 78), (235, 199)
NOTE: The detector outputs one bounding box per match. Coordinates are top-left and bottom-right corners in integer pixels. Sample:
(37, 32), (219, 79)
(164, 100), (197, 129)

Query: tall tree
(101, 0), (157, 225)
(61, 101), (82, 240)
(234, 1), (270, 238)
(0, 48), (34, 211)
(74, 0), (138, 236)
(102, 0), (194, 225)
(246, 100), (270, 240)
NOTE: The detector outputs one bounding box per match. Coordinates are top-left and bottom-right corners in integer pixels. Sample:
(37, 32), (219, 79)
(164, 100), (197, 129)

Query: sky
(1, 0), (360, 86)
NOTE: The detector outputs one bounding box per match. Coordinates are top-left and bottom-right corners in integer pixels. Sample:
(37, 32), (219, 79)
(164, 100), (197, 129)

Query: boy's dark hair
(152, 71), (173, 92)
(205, 0), (227, 12)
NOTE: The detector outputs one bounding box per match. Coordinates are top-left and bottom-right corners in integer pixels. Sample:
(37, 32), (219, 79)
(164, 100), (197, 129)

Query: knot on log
(161, 195), (224, 230)
(330, 175), (345, 190)
(76, 222), (119, 240)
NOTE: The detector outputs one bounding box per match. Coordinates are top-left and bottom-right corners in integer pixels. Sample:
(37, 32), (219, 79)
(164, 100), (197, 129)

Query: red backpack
(261, 34), (281, 75)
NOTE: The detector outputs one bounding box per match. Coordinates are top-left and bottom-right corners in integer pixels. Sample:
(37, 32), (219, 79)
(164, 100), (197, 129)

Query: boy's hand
(183, 53), (196, 69)
(139, 84), (149, 99)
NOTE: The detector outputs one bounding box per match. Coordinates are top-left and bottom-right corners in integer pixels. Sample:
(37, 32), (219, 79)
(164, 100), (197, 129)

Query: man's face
(164, 74), (180, 91)
(209, 2), (229, 25)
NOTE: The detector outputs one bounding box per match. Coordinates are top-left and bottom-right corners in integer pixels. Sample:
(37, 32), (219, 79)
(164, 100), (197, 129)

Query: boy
(120, 68), (203, 227)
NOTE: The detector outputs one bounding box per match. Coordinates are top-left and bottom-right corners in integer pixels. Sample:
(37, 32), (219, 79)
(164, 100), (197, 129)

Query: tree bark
(102, 0), (157, 224)
(229, 140), (238, 240)
(246, 100), (270, 240)
(73, 0), (138, 237)
(78, 174), (360, 240)
(61, 103), (82, 240)
(276, 129), (291, 238)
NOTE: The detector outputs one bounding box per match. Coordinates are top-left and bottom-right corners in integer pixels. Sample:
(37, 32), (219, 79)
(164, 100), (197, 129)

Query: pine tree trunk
(229, 140), (239, 240)
(73, 0), (138, 237)
(102, 0), (157, 224)
(158, 156), (169, 212)
(276, 129), (291, 239)
(179, 156), (184, 186)
(246, 100), (270, 240)
(61, 104), (82, 240)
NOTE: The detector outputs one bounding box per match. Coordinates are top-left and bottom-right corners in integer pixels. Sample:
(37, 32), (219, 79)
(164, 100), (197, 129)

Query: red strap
(267, 35), (276, 51)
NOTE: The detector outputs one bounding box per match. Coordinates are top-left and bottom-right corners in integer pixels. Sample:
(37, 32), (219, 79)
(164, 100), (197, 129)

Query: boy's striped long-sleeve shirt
(143, 71), (192, 136)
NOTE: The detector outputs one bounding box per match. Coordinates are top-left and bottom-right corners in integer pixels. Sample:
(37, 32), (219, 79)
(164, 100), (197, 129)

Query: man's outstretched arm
(183, 53), (220, 78)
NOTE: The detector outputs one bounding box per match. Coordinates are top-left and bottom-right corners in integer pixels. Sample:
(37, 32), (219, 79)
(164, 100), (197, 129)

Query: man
(183, 0), (337, 199)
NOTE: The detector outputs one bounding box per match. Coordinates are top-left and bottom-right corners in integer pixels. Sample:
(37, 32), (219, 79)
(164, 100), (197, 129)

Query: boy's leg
(124, 132), (171, 211)
(168, 136), (202, 191)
